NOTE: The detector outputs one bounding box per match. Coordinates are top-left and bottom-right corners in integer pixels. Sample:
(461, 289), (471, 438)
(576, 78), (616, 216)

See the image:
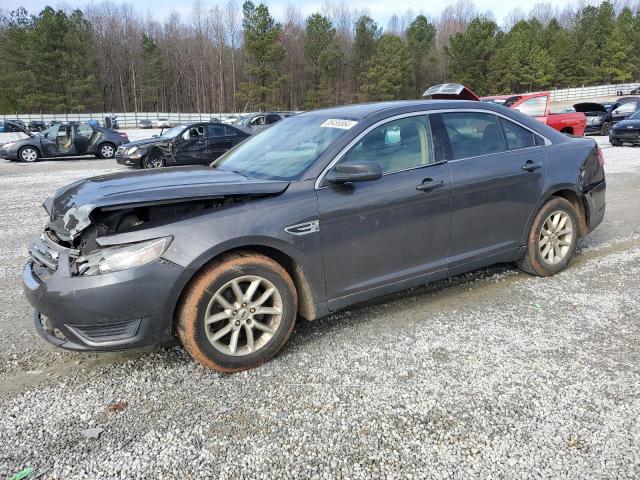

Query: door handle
(416, 178), (445, 192)
(522, 160), (543, 172)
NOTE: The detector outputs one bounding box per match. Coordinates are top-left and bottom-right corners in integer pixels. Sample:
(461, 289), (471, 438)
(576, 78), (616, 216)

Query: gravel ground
(0, 134), (639, 479)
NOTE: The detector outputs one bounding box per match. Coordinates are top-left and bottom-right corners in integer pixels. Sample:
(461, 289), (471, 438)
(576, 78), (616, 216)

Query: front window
(514, 96), (548, 117)
(340, 116), (434, 173)
(614, 103), (636, 114)
(213, 114), (353, 180)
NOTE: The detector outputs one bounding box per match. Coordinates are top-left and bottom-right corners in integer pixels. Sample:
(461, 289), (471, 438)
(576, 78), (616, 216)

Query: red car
(481, 92), (585, 136)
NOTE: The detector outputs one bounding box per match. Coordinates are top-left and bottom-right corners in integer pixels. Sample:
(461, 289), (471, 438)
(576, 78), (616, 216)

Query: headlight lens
(77, 237), (172, 275)
(3, 142), (16, 148)
(125, 146), (139, 155)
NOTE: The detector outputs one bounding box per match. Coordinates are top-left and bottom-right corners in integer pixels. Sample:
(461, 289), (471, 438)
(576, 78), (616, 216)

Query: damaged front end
(23, 167), (290, 350)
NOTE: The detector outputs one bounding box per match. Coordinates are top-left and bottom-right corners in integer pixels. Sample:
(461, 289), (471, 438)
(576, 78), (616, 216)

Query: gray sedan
(23, 94), (605, 372)
(1, 122), (129, 162)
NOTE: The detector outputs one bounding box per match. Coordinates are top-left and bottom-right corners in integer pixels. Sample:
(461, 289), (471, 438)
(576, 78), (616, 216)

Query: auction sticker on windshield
(321, 119), (358, 129)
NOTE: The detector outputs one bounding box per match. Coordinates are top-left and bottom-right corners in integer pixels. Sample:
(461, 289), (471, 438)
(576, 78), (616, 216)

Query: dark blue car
(23, 89), (606, 371)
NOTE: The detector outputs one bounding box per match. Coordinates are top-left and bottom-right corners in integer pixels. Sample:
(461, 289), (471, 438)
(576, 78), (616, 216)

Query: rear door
(73, 123), (92, 155)
(316, 114), (452, 308)
(207, 124), (232, 159)
(56, 124), (75, 156)
(434, 111), (547, 270)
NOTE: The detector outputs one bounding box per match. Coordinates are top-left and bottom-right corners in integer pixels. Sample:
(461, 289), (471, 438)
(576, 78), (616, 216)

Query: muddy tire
(517, 197), (579, 277)
(177, 252), (297, 372)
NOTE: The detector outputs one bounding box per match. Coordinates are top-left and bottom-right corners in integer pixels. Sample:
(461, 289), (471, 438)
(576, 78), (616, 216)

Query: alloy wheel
(538, 210), (574, 265)
(101, 144), (115, 158)
(204, 275), (283, 356)
(21, 148), (38, 162)
(144, 156), (163, 168)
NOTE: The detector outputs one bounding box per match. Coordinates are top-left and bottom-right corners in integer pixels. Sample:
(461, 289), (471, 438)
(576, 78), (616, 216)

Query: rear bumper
(22, 257), (185, 351)
(584, 125), (604, 135)
(584, 179), (606, 233)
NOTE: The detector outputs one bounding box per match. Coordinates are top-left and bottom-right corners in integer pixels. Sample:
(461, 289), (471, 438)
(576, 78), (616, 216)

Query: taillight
(596, 145), (605, 166)
(119, 133), (127, 138)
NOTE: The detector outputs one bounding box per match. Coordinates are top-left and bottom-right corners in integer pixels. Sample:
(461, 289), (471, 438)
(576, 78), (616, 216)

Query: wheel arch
(528, 186), (589, 241)
(18, 143), (42, 158)
(171, 243), (320, 334)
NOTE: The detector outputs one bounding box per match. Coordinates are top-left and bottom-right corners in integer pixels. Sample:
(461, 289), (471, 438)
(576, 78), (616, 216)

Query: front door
(316, 114), (452, 309)
(40, 125), (60, 156)
(434, 111), (547, 267)
(174, 125), (209, 165)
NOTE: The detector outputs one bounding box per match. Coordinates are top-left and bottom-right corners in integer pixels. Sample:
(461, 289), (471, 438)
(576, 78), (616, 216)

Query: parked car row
(116, 122), (249, 168)
(23, 84), (606, 371)
(0, 122), (129, 162)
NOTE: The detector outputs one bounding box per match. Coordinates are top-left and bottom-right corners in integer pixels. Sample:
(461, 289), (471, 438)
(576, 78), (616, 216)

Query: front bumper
(0, 147), (18, 160)
(22, 253), (185, 351)
(609, 131), (640, 144)
(116, 154), (143, 168)
(584, 124), (604, 135)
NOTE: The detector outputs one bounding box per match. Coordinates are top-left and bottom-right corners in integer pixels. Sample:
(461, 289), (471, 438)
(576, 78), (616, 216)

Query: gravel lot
(1, 133), (639, 479)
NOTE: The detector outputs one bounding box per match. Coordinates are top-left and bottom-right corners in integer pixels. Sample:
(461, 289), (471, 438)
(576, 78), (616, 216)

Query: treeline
(0, 0), (639, 114)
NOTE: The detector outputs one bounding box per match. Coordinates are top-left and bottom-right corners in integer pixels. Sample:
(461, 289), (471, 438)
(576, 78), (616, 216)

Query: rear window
(498, 118), (535, 150)
(440, 112), (506, 160)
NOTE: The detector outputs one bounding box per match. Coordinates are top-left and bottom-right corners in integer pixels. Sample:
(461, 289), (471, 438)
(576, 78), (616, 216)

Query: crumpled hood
(45, 166), (290, 238)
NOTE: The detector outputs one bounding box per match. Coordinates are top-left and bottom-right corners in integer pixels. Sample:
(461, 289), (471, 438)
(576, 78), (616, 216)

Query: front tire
(18, 146), (39, 162)
(610, 138), (622, 146)
(177, 252), (297, 372)
(517, 197), (579, 276)
(143, 154), (165, 169)
(602, 122), (612, 136)
(98, 143), (116, 159)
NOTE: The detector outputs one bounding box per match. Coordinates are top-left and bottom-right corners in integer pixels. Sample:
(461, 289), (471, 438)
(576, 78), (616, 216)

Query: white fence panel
(549, 83), (640, 102)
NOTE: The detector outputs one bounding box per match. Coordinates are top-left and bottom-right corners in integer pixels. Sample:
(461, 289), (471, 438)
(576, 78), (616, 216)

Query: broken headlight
(125, 146), (140, 155)
(76, 237), (172, 276)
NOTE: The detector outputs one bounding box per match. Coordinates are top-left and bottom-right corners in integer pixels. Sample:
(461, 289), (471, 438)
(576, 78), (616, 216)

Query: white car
(153, 118), (172, 128)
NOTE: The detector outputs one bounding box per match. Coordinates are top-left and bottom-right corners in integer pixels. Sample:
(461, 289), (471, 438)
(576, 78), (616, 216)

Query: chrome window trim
(314, 108), (551, 190)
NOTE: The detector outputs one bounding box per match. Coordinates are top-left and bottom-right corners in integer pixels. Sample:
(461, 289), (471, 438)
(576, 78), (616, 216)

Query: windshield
(160, 125), (186, 138)
(630, 110), (640, 120)
(213, 114), (355, 180)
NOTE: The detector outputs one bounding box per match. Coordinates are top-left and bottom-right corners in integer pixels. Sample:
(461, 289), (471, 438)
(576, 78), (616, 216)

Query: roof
(300, 99), (493, 120)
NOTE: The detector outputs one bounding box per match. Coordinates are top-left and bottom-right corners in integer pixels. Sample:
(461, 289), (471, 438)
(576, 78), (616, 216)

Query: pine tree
(238, 1), (286, 110)
(140, 33), (163, 111)
(406, 15), (436, 97)
(360, 34), (411, 101)
(446, 18), (498, 96)
(353, 15), (380, 95)
(303, 14), (342, 109)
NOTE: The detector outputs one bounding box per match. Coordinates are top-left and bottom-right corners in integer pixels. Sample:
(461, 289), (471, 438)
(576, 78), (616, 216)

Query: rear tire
(98, 142), (116, 159)
(517, 197), (579, 276)
(602, 122), (611, 136)
(177, 252), (297, 372)
(18, 146), (39, 162)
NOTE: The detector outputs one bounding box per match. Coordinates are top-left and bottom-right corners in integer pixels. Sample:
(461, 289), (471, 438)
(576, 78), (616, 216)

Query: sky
(2, 0), (587, 27)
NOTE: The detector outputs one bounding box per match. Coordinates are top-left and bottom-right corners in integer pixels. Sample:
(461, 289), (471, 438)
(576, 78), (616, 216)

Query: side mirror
(326, 163), (382, 184)
(152, 134), (158, 138)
